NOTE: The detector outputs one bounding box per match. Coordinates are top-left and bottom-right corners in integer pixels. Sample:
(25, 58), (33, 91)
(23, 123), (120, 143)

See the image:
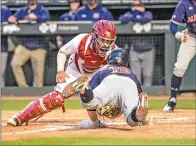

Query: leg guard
(14, 91), (64, 126)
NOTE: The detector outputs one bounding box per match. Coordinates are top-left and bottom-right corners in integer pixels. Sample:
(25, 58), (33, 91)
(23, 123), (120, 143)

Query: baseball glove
(96, 105), (123, 119)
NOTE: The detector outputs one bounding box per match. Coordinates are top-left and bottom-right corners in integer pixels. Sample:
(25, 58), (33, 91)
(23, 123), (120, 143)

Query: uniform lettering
(110, 66), (130, 74)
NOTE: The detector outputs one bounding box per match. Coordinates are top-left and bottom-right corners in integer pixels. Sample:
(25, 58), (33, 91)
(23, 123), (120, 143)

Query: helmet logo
(92, 20), (117, 58)
(105, 31), (111, 38)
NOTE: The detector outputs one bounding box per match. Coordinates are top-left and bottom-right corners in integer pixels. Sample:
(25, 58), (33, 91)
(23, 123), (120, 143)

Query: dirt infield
(1, 95), (196, 142)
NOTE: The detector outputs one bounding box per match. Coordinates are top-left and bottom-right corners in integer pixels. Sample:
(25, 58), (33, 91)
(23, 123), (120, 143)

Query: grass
(2, 137), (196, 145)
(148, 99), (196, 110)
(1, 98), (195, 111)
(1, 100), (81, 111)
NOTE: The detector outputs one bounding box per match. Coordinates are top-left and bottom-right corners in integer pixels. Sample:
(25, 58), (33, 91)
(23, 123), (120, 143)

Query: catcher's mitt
(96, 105), (123, 119)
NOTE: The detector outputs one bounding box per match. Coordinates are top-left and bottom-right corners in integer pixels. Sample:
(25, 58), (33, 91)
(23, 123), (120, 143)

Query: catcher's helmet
(108, 48), (129, 66)
(92, 20), (117, 57)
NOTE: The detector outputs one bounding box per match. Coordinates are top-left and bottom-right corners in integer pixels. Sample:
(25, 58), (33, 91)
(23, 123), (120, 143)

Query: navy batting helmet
(108, 48), (129, 66)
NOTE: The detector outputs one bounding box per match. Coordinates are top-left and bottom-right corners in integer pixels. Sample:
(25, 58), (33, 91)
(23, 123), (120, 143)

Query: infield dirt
(2, 96), (196, 141)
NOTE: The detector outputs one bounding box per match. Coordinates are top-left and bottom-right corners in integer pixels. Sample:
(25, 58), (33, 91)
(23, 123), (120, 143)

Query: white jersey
(59, 33), (87, 56)
(57, 33), (88, 72)
(58, 33), (112, 74)
(55, 33), (113, 93)
(55, 33), (91, 92)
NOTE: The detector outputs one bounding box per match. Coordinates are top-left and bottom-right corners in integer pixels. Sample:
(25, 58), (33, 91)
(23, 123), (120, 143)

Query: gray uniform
(81, 74), (140, 127)
(170, 0), (196, 77)
(129, 45), (155, 87)
(174, 33), (196, 77)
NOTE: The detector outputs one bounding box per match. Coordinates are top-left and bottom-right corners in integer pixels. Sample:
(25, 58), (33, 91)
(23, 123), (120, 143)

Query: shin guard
(14, 91), (64, 125)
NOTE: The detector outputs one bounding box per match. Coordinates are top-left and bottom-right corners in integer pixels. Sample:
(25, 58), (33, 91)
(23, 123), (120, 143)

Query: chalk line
(2, 125), (78, 136)
(2, 122), (195, 136)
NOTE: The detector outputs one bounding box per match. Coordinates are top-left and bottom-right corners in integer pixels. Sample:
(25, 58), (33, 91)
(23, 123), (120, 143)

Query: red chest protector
(75, 34), (108, 74)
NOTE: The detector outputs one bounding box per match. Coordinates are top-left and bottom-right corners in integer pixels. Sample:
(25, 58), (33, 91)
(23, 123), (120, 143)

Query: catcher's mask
(108, 48), (129, 66)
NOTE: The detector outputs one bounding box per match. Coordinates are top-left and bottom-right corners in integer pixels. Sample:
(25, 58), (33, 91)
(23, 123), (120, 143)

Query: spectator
(8, 0), (51, 87)
(57, 0), (81, 48)
(118, 0), (154, 87)
(1, 5), (12, 88)
(60, 0), (80, 21)
(74, 0), (114, 21)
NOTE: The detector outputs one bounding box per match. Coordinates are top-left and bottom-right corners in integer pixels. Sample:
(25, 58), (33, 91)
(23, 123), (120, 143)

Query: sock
(169, 97), (177, 103)
(170, 74), (182, 102)
(131, 106), (138, 122)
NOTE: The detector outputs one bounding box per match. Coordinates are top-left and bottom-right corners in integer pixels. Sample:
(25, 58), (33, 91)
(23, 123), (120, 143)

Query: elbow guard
(80, 89), (94, 103)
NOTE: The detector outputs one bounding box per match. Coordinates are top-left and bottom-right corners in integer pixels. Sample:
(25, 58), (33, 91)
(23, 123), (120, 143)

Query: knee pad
(42, 91), (65, 111)
(14, 91), (65, 125)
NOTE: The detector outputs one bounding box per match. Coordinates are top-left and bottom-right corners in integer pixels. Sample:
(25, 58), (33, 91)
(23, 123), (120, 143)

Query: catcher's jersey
(59, 33), (117, 74)
(86, 64), (143, 119)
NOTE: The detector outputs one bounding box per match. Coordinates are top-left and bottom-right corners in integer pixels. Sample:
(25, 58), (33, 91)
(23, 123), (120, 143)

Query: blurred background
(1, 0), (196, 96)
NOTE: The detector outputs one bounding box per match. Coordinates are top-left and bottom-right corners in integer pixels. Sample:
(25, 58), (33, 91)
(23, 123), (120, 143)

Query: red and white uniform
(6, 20), (118, 127)
(55, 33), (117, 93)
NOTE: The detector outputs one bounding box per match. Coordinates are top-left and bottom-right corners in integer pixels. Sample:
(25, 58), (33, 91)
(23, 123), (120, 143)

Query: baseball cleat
(7, 117), (20, 126)
(136, 92), (148, 122)
(163, 101), (176, 112)
(63, 75), (88, 98)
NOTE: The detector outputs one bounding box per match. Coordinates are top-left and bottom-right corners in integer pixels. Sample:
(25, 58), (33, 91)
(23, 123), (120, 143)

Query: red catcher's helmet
(92, 20), (117, 57)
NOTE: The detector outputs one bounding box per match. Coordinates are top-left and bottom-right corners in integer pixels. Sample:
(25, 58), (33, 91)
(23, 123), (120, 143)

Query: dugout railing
(2, 0), (179, 10)
(1, 21), (195, 96)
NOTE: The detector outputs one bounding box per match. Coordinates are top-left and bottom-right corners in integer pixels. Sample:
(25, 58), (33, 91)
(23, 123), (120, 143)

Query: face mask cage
(94, 33), (116, 57)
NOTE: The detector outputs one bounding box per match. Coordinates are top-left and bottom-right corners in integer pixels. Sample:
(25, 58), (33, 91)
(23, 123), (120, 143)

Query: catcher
(66, 48), (148, 128)
(7, 20), (117, 127)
